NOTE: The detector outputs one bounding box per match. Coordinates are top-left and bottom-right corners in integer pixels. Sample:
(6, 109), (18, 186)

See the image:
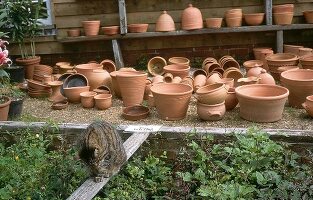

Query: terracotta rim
(281, 69), (313, 82)
(197, 101), (225, 107)
(235, 84), (289, 100)
(94, 93), (112, 99)
(80, 91), (97, 97)
(266, 53), (299, 62)
(150, 83), (193, 96)
(196, 83), (225, 94)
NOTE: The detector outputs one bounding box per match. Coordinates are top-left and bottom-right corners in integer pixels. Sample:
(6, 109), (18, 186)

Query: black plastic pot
(8, 98), (24, 120)
(4, 65), (25, 83)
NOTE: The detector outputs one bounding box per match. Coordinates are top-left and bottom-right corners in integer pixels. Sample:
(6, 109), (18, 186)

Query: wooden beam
(112, 39), (124, 69)
(67, 132), (150, 200)
(276, 30), (284, 53)
(118, 0), (127, 35)
(264, 0), (272, 25)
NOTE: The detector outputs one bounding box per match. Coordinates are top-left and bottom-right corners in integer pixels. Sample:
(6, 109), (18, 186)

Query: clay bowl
(67, 29), (80, 37)
(302, 95), (313, 117)
(122, 105), (150, 121)
(94, 93), (112, 110)
(300, 54), (313, 69)
(280, 69), (313, 108)
(235, 84), (289, 122)
(51, 100), (68, 110)
(197, 101), (226, 121)
(27, 79), (51, 90)
(80, 91), (97, 108)
(195, 83), (228, 105)
(205, 18), (223, 28)
(244, 13), (265, 26)
(266, 53), (299, 66)
(273, 12), (293, 25)
(225, 17), (242, 27)
(273, 4), (294, 13)
(303, 10), (313, 24)
(102, 26), (120, 35)
(168, 57), (190, 66)
(150, 83), (193, 120)
(93, 85), (111, 94)
(63, 73), (88, 88)
(243, 60), (264, 71)
(147, 56), (167, 76)
(163, 64), (190, 79)
(63, 86), (90, 103)
(128, 24), (149, 33)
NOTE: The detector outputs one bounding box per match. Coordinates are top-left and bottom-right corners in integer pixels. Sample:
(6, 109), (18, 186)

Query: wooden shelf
(59, 24), (313, 43)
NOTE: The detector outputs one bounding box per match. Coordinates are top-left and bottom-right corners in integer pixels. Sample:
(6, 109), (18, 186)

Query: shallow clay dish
(122, 105), (150, 121)
(51, 100), (68, 110)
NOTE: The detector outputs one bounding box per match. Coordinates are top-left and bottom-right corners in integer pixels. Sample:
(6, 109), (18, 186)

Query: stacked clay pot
(32, 64), (53, 82)
(155, 11), (175, 32)
(225, 9), (243, 27)
(27, 79), (52, 98)
(181, 4), (203, 30)
(300, 54), (313, 69)
(94, 93), (113, 110)
(62, 73), (90, 103)
(195, 83), (228, 121)
(273, 4), (294, 25)
(202, 57), (221, 75)
(218, 55), (240, 70)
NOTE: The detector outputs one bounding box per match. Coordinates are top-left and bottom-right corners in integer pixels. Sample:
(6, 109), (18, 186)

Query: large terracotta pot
(181, 4), (203, 30)
(235, 84), (289, 122)
(197, 101), (226, 121)
(155, 11), (175, 32)
(82, 20), (100, 36)
(280, 69), (313, 108)
(150, 83), (193, 120)
(116, 71), (147, 106)
(0, 96), (11, 121)
(88, 69), (112, 90)
(163, 64), (190, 79)
(75, 63), (103, 79)
(195, 83), (228, 105)
(15, 56), (41, 80)
(110, 68), (136, 98)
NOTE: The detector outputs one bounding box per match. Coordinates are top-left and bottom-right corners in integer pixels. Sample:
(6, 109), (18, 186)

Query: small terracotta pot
(218, 55), (240, 70)
(148, 56), (167, 76)
(273, 4), (294, 13)
(181, 4), (203, 30)
(67, 29), (80, 37)
(247, 64), (264, 77)
(225, 17), (242, 27)
(303, 10), (313, 24)
(194, 83), (228, 105)
(244, 13), (265, 26)
(197, 101), (226, 121)
(94, 94), (112, 110)
(128, 24), (149, 33)
(122, 105), (150, 121)
(80, 91), (97, 108)
(273, 12), (293, 25)
(284, 44), (303, 55)
(253, 47), (273, 60)
(163, 64), (190, 79)
(0, 96), (11, 121)
(302, 95), (313, 117)
(205, 18), (223, 28)
(299, 48), (312, 57)
(168, 57), (190, 66)
(225, 87), (238, 111)
(63, 86), (90, 103)
(82, 20), (100, 36)
(102, 26), (120, 35)
(192, 69), (207, 78)
(155, 11), (176, 32)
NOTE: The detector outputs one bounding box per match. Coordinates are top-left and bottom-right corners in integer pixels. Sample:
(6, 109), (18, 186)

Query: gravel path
(21, 96), (313, 130)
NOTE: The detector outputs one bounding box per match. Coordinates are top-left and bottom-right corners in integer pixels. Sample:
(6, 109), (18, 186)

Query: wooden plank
(67, 132), (150, 200)
(276, 30), (284, 52)
(265, 0), (272, 25)
(118, 0), (127, 34)
(112, 39), (124, 69)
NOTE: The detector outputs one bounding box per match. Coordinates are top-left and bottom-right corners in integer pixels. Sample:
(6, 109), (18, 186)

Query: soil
(21, 96), (313, 130)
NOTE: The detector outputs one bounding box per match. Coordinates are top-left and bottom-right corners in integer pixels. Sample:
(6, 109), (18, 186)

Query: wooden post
(112, 39), (124, 69)
(276, 30), (284, 53)
(265, 0), (272, 25)
(118, 0), (127, 35)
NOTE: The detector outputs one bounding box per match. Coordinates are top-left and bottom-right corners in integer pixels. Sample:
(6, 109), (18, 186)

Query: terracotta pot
(147, 56), (167, 76)
(152, 75), (164, 84)
(235, 84), (289, 122)
(181, 76), (194, 89)
(80, 91), (97, 108)
(215, 78), (234, 89)
(63, 73), (89, 89)
(172, 76), (182, 83)
(75, 63), (103, 79)
(205, 18), (223, 28)
(15, 56), (41, 80)
(122, 105), (150, 121)
(88, 69), (112, 90)
(258, 69), (276, 85)
(253, 47), (272, 60)
(94, 94), (112, 110)
(259, 49), (274, 71)
(164, 73), (173, 83)
(150, 83), (193, 120)
(237, 77), (260, 86)
(243, 60), (264, 72)
(244, 13), (265, 26)
(284, 44), (303, 55)
(193, 74), (207, 91)
(63, 86), (90, 103)
(163, 64), (190, 79)
(223, 67), (243, 86)
(192, 69), (207, 78)
(58, 64), (74, 74)
(218, 55), (240, 70)
(0, 96), (11, 121)
(247, 64), (264, 77)
(144, 79), (152, 100)
(47, 81), (64, 102)
(67, 29), (80, 37)
(225, 17), (242, 27)
(197, 101), (226, 121)
(102, 26), (120, 35)
(155, 11), (175, 32)
(100, 59), (116, 73)
(195, 83), (228, 105)
(273, 4), (294, 13)
(82, 20), (100, 36)
(273, 12), (293, 25)
(300, 54), (313, 69)
(93, 85), (111, 94)
(225, 87), (238, 111)
(116, 71), (147, 106)
(206, 73), (222, 85)
(203, 62), (221, 74)
(181, 4), (203, 30)
(299, 48), (312, 57)
(168, 57), (190, 66)
(303, 10), (313, 24)
(128, 24), (149, 33)
(280, 69), (313, 108)
(202, 57), (218, 68)
(302, 95), (313, 117)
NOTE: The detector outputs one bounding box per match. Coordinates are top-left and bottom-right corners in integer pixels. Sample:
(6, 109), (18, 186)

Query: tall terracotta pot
(15, 56), (41, 80)
(116, 71), (148, 106)
(0, 96), (11, 121)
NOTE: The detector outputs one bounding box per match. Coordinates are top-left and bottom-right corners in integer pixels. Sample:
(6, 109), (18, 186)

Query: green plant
(136, 55), (149, 71)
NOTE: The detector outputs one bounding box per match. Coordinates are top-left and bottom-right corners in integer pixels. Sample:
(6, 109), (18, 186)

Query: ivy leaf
(194, 168), (206, 183)
(255, 171), (267, 185)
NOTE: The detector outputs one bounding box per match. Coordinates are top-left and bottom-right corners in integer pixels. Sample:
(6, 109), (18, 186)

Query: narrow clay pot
(300, 54), (313, 69)
(80, 91), (97, 108)
(150, 83), (193, 120)
(116, 71), (147, 106)
(94, 94), (112, 110)
(225, 87), (238, 111)
(0, 96), (11, 121)
(82, 20), (101, 36)
(197, 101), (226, 121)
(302, 95), (313, 117)
(148, 56), (167, 76)
(155, 11), (176, 32)
(181, 4), (203, 30)
(194, 83), (228, 105)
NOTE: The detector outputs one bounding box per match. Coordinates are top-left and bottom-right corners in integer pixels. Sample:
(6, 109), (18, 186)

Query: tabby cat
(79, 121), (127, 182)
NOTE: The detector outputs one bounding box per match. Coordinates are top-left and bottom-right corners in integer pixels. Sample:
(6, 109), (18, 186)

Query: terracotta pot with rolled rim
(163, 64), (190, 79)
(273, 12), (293, 25)
(244, 13), (265, 26)
(80, 91), (97, 108)
(193, 74), (207, 91)
(273, 4), (294, 13)
(94, 93), (112, 110)
(88, 69), (112, 90)
(63, 86), (90, 103)
(74, 63), (103, 80)
(100, 59), (116, 73)
(82, 20), (100, 36)
(102, 26), (120, 36)
(266, 53), (299, 80)
(247, 64), (264, 77)
(197, 101), (226, 121)
(202, 57), (218, 68)
(206, 73), (222, 85)
(194, 83), (228, 105)
(258, 69), (276, 85)
(155, 11), (175, 32)
(93, 85), (111, 94)
(148, 56), (167, 76)
(163, 73), (173, 83)
(181, 4), (203, 30)
(237, 76), (260, 86)
(168, 57), (190, 66)
(116, 71), (147, 107)
(16, 56), (41, 80)
(0, 96), (11, 121)
(243, 60), (263, 72)
(218, 56), (240, 70)
(302, 95), (313, 117)
(67, 29), (80, 37)
(225, 87), (238, 111)
(205, 18), (223, 28)
(150, 83), (193, 120)
(280, 69), (313, 108)
(223, 67), (243, 86)
(203, 62), (221, 74)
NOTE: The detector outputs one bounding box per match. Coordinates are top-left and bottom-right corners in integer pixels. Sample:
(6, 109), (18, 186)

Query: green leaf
(255, 171), (267, 185)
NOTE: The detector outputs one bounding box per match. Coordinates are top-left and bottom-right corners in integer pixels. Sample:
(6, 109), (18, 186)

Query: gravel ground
(21, 95), (313, 130)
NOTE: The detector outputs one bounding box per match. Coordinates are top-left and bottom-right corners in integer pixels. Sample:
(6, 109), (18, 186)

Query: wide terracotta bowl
(163, 64), (190, 79)
(122, 105), (150, 121)
(63, 86), (90, 103)
(128, 24), (149, 33)
(150, 83), (193, 120)
(235, 84), (289, 122)
(195, 83), (228, 105)
(302, 95), (313, 117)
(244, 13), (265, 26)
(102, 26), (120, 35)
(168, 57), (190, 66)
(280, 69), (313, 108)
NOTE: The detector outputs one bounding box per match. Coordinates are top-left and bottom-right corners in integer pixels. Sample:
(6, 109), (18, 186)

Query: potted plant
(1, 0), (46, 79)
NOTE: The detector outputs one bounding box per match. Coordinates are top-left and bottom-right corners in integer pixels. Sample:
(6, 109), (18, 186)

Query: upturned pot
(155, 11), (176, 32)
(94, 94), (112, 110)
(150, 83), (193, 120)
(235, 84), (289, 122)
(225, 87), (238, 111)
(80, 91), (97, 108)
(0, 96), (11, 121)
(181, 4), (203, 30)
(82, 20), (100, 36)
(197, 101), (226, 121)
(116, 71), (148, 106)
(302, 95), (313, 117)
(194, 83), (228, 105)
(15, 56), (41, 80)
